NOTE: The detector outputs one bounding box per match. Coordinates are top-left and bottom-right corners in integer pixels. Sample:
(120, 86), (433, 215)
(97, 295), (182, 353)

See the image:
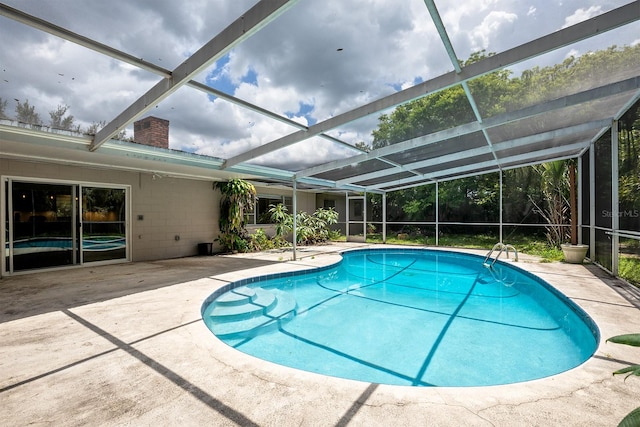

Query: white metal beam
(377, 143), (587, 192)
(90, 0), (299, 151)
(302, 77), (638, 186)
(298, 76), (640, 180)
(0, 4), (359, 153)
(339, 119), (610, 186)
(0, 4), (171, 78)
(366, 119), (609, 190)
(423, 0), (462, 73)
(222, 2), (639, 169)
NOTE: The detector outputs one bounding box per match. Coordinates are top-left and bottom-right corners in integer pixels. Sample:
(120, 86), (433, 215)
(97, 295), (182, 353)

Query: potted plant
(561, 159), (589, 263)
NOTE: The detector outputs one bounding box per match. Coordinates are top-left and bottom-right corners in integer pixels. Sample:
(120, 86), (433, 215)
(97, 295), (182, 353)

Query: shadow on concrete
(334, 383), (379, 427)
(2, 309), (262, 426)
(0, 255), (280, 323)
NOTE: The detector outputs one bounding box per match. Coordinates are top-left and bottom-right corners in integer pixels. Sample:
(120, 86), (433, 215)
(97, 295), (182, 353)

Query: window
(246, 195), (292, 225)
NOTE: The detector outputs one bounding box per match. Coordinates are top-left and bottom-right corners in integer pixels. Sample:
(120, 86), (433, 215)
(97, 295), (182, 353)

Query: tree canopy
(366, 44), (640, 240)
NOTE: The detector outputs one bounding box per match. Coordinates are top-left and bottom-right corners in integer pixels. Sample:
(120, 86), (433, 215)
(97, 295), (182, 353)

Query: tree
(49, 104), (78, 131)
(0, 97), (8, 119)
(529, 161), (569, 247)
(365, 44), (639, 242)
(85, 121), (106, 135)
(618, 101), (640, 233)
(354, 141), (371, 152)
(15, 99), (41, 125)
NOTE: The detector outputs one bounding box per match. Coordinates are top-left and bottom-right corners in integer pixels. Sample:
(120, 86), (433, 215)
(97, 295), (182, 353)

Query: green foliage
(365, 232), (563, 262)
(213, 179), (257, 252)
(367, 45), (640, 240)
(268, 203), (293, 240)
(619, 102), (640, 239)
(0, 97), (8, 119)
(215, 232), (249, 253)
(15, 99), (41, 125)
(618, 406), (640, 427)
(49, 104), (78, 131)
(214, 179), (257, 234)
(608, 333), (640, 348)
(248, 228), (278, 252)
(530, 161), (570, 247)
(607, 333), (640, 426)
(269, 204), (339, 245)
(515, 240), (564, 262)
(619, 257), (640, 287)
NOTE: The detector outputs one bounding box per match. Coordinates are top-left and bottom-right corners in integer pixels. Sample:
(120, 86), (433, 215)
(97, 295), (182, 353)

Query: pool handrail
(483, 242), (518, 267)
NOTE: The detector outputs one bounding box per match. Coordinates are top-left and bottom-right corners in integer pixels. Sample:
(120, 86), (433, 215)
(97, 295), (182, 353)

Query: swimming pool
(202, 248), (599, 387)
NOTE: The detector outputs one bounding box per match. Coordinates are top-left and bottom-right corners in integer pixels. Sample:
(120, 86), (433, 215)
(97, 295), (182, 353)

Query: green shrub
(268, 204), (339, 245)
(248, 228), (278, 252)
(619, 257), (640, 286)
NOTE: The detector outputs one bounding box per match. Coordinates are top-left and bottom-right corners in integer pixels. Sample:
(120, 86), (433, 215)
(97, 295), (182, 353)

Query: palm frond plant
(529, 160), (569, 248)
(268, 204), (339, 245)
(607, 333), (640, 427)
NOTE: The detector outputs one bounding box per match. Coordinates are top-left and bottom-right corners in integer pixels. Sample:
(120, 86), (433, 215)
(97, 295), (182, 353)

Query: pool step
(209, 287), (278, 321)
(214, 286), (257, 306)
(207, 287), (297, 338)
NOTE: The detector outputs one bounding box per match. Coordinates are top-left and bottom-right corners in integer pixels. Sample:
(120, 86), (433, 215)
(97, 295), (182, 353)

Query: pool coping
(1, 242), (640, 426)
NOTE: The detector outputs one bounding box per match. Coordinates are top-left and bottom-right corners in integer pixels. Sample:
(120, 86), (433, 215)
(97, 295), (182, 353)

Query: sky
(0, 0), (637, 171)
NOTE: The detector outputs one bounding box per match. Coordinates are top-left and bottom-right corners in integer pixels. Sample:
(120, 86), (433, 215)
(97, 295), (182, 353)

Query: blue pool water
(9, 236), (126, 254)
(202, 248), (599, 387)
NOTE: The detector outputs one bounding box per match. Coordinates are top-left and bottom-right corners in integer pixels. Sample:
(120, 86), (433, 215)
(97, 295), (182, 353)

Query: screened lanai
(0, 1), (639, 276)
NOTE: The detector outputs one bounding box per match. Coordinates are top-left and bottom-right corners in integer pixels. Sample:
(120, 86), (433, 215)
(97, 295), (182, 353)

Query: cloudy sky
(0, 0), (637, 170)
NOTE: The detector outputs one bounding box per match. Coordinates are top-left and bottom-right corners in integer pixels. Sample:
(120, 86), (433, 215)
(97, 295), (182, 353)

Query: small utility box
(198, 242), (213, 256)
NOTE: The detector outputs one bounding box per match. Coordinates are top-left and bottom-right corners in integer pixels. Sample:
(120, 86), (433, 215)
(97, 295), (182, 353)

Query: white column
(612, 121), (619, 275)
(499, 170), (503, 243)
(589, 139), (596, 256)
(363, 192), (367, 242)
(345, 192), (349, 241)
(435, 181), (439, 246)
(292, 180), (297, 261)
(382, 192), (387, 244)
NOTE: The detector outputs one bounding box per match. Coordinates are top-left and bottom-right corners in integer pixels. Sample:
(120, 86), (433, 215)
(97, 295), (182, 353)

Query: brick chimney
(133, 116), (169, 148)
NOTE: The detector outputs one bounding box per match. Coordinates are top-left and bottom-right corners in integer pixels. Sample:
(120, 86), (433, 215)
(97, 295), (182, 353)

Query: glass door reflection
(10, 182), (77, 271)
(81, 186), (127, 263)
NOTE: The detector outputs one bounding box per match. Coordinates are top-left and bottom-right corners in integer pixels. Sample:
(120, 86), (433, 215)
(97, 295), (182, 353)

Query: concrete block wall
(1, 159), (220, 263)
(2, 158), (320, 268)
(132, 174), (218, 261)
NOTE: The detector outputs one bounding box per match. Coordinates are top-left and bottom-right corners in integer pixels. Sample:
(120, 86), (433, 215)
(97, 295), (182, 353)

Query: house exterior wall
(247, 187), (317, 237)
(1, 158), (318, 271)
(316, 193), (347, 234)
(1, 158), (219, 263)
(133, 174), (218, 260)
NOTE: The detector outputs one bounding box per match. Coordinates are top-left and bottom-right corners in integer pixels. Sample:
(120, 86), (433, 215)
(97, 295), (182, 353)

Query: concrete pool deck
(2, 243), (640, 426)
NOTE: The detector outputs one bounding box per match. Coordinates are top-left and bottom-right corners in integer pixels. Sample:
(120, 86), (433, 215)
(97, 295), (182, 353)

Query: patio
(2, 243), (640, 426)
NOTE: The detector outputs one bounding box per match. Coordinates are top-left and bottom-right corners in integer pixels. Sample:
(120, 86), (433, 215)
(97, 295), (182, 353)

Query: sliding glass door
(4, 179), (128, 274)
(81, 186), (127, 263)
(8, 181), (77, 271)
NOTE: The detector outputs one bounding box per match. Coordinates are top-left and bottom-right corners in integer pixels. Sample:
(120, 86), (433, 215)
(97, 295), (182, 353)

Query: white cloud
(470, 11), (519, 51)
(562, 5), (602, 29)
(0, 0), (636, 171)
